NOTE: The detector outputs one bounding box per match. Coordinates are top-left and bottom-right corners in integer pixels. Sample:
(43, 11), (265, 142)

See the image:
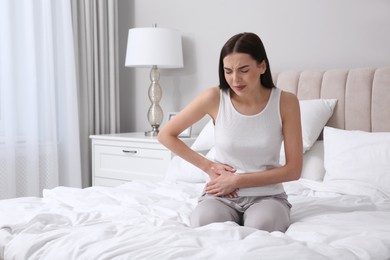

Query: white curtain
(0, 0), (82, 199)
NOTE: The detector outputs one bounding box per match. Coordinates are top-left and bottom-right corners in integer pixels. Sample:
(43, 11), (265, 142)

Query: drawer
(93, 144), (171, 182)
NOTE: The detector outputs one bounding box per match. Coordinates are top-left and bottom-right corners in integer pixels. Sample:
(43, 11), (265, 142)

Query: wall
(118, 0), (390, 134)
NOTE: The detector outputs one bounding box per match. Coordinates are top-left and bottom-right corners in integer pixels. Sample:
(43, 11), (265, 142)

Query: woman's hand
(206, 162), (236, 180)
(205, 164), (238, 197)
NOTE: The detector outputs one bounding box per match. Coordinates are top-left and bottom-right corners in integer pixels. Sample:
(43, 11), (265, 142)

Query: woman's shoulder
(279, 89), (299, 105)
(194, 86), (221, 119)
(279, 89), (300, 115)
(198, 86), (221, 103)
(202, 86), (220, 95)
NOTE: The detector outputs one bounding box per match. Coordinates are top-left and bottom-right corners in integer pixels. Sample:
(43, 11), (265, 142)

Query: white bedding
(1, 180), (390, 260)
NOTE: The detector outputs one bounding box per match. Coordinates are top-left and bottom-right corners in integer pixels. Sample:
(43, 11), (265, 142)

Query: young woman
(158, 32), (302, 232)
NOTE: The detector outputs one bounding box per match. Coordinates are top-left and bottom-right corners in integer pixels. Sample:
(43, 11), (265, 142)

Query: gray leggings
(190, 193), (291, 232)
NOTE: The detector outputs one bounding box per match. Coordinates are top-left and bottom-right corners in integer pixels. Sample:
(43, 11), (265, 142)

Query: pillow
(299, 99), (337, 152)
(323, 127), (390, 194)
(191, 119), (214, 151)
(280, 141), (325, 181)
(300, 141), (325, 181)
(164, 148), (214, 183)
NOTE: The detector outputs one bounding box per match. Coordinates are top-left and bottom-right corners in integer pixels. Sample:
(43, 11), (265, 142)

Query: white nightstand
(90, 132), (196, 187)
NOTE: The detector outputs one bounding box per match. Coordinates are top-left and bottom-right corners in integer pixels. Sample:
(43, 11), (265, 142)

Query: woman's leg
(243, 198), (290, 232)
(190, 198), (240, 227)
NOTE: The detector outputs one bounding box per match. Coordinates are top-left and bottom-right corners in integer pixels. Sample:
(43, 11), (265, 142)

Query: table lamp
(125, 24), (183, 136)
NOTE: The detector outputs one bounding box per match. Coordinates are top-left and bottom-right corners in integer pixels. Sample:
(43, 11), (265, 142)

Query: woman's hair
(218, 32), (275, 90)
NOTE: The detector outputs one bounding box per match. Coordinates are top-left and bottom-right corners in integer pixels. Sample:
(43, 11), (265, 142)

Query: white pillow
(299, 99), (337, 152)
(300, 141), (325, 181)
(191, 120), (214, 151)
(323, 127), (390, 194)
(280, 141), (325, 181)
(164, 148), (214, 183)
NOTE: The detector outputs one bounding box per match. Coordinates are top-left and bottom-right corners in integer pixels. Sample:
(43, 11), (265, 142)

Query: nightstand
(90, 132), (196, 187)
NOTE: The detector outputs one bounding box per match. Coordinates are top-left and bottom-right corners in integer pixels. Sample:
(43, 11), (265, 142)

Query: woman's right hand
(204, 161), (238, 198)
(206, 161), (236, 180)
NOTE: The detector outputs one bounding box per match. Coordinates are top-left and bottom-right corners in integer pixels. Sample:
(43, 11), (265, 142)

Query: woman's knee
(243, 200), (290, 232)
(245, 212), (288, 232)
(190, 199), (239, 227)
(190, 208), (221, 227)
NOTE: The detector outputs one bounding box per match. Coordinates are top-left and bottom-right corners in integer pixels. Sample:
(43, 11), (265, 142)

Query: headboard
(273, 67), (390, 132)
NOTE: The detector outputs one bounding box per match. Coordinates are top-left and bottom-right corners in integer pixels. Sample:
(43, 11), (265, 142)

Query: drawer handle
(122, 150), (137, 154)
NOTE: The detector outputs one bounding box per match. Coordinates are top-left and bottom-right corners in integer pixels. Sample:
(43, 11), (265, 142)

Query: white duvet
(0, 180), (390, 260)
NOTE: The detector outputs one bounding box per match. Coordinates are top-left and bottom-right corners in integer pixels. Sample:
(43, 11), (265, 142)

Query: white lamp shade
(125, 27), (183, 68)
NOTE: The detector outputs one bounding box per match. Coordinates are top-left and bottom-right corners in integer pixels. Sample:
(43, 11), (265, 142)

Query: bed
(1, 66), (390, 260)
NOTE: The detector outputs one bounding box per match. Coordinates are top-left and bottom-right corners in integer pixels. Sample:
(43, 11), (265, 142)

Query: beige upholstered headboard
(274, 67), (390, 132)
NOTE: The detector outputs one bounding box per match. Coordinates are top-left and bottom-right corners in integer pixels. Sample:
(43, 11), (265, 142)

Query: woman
(158, 32), (302, 232)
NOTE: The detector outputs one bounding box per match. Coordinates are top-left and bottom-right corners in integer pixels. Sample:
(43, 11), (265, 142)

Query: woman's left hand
(205, 171), (238, 197)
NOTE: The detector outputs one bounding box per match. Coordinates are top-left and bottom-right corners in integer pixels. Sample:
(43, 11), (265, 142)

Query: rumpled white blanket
(0, 180), (389, 260)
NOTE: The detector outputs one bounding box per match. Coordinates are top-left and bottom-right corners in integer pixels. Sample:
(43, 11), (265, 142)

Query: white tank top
(214, 87), (285, 196)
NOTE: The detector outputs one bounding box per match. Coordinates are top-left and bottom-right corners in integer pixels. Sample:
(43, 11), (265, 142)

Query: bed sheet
(0, 180), (390, 260)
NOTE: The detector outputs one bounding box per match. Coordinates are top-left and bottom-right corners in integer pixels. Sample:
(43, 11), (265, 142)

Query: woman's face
(223, 52), (265, 95)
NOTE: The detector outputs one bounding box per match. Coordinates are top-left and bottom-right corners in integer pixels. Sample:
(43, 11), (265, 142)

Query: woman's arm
(158, 87), (235, 179)
(205, 91), (303, 195)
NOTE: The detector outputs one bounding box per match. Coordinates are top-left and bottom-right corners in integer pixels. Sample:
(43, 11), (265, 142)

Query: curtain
(71, 0), (120, 187)
(0, 0), (82, 199)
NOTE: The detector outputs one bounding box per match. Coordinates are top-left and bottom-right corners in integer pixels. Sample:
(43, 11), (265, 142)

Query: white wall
(118, 0), (390, 134)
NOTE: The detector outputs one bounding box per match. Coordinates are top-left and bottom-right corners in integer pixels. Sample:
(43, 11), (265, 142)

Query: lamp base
(145, 130), (159, 137)
(145, 125), (160, 137)
(144, 66), (163, 138)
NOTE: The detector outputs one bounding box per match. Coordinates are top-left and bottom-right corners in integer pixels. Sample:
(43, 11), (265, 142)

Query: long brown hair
(218, 33), (275, 90)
